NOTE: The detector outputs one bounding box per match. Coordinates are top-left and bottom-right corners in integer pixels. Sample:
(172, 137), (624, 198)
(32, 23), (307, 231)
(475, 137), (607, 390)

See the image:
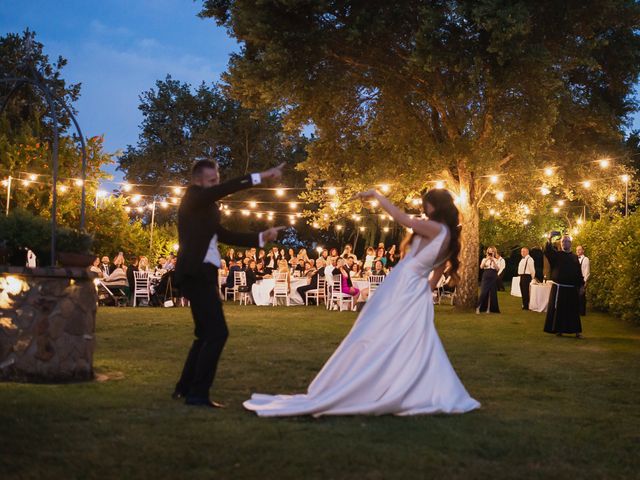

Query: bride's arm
(355, 189), (442, 239)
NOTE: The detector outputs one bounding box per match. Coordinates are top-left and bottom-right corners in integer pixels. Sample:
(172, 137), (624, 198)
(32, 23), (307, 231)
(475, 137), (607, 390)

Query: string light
(172, 243), (179, 251)
(582, 180), (591, 188)
(495, 191), (505, 201)
(489, 175), (498, 184)
(577, 217), (584, 225)
(74, 179), (83, 187)
(359, 226), (365, 232)
(224, 210), (232, 216)
(256, 212), (263, 218)
(21, 179), (30, 186)
(160, 201), (169, 208)
(124, 206), (131, 213)
(489, 208), (496, 216)
(275, 188), (285, 197)
(58, 185), (68, 193)
(557, 200), (565, 206)
(1, 179), (8, 187)
(598, 159), (610, 169)
(131, 195), (142, 203)
(330, 202), (338, 210)
(327, 187), (337, 195)
(380, 184), (390, 193)
(122, 183), (132, 192)
(249, 201), (257, 208)
(336, 225), (343, 230)
(544, 167), (554, 177)
(370, 200), (378, 207)
(383, 227), (390, 233)
(312, 222), (319, 228)
(608, 193), (617, 203)
(172, 187), (182, 195)
(170, 197), (179, 204)
(552, 207), (559, 213)
(435, 181), (445, 189)
(289, 202), (298, 210)
(241, 209), (250, 216)
(540, 186), (550, 195)
(136, 207), (144, 213)
(621, 174), (630, 183)
(411, 199), (421, 207)
(29, 174), (37, 181)
(523, 219), (530, 225)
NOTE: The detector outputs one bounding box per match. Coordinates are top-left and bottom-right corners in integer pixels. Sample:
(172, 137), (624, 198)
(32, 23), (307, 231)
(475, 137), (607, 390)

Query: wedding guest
(477, 246), (500, 313)
(303, 261), (316, 278)
(576, 245), (590, 316)
(371, 260), (386, 277)
(104, 263), (129, 297)
(258, 249), (266, 263)
(265, 246), (280, 272)
(350, 261), (362, 277)
(329, 247), (339, 258)
(297, 258), (326, 305)
(235, 251), (245, 263)
(224, 248), (235, 265)
(275, 259), (291, 292)
(325, 257), (338, 281)
(126, 257), (139, 289)
(386, 245), (399, 268)
(244, 260), (260, 289)
(219, 259), (229, 276)
(138, 256), (150, 272)
(287, 248), (295, 262)
(374, 246), (387, 267)
(255, 261), (266, 279)
(163, 254), (176, 271)
(297, 248), (310, 263)
(363, 247), (376, 270)
(544, 233), (584, 338)
(156, 257), (166, 271)
(320, 249), (329, 261)
(223, 260), (242, 298)
(100, 256), (113, 277)
(290, 257), (304, 277)
(337, 258), (366, 303)
(279, 248), (286, 261)
(341, 244), (357, 261)
(518, 247), (536, 310)
(113, 252), (125, 270)
(495, 250), (506, 291)
(242, 257), (251, 271)
(90, 257), (103, 278)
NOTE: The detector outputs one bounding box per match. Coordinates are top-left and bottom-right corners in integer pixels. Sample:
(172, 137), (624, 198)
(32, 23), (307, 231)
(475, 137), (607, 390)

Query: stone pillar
(0, 267), (97, 382)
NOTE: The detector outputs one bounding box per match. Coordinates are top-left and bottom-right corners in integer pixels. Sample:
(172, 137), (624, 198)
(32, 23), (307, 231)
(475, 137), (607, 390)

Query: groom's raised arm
(187, 174), (259, 208)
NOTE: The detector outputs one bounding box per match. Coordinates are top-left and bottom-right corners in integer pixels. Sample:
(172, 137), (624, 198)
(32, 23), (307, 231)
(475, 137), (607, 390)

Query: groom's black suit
(174, 175), (259, 401)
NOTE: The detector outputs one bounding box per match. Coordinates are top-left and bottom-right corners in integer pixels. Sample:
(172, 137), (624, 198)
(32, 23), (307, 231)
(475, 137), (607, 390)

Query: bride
(243, 188), (480, 417)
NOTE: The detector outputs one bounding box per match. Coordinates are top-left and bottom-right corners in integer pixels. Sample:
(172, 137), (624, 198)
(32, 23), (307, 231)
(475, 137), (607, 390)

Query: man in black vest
(173, 159), (285, 408)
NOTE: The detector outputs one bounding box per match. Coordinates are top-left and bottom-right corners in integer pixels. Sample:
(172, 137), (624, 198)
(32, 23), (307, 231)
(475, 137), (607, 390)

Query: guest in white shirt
(495, 250), (506, 291)
(517, 247), (536, 310)
(576, 245), (590, 316)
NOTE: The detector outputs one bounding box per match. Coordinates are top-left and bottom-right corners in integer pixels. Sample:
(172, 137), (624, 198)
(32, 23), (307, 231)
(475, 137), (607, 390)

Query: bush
(574, 212), (640, 324)
(0, 209), (93, 266)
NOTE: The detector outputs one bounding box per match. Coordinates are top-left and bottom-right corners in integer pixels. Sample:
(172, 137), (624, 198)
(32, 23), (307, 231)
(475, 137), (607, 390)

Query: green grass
(1, 293), (639, 479)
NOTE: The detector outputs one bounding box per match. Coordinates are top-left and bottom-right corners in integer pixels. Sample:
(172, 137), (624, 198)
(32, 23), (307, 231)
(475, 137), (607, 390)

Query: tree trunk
(456, 202), (480, 309)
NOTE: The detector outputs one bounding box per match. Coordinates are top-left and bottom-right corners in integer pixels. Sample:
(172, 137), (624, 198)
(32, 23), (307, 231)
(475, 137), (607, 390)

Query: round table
(529, 282), (552, 312)
(251, 277), (310, 306)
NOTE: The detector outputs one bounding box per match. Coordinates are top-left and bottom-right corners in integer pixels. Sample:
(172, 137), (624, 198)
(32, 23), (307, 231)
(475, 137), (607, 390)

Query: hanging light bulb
(323, 214), (329, 220)
(171, 197), (179, 204)
(172, 187), (182, 195)
(557, 200), (565, 206)
(383, 226), (390, 233)
(256, 212), (263, 218)
(58, 185), (68, 193)
(380, 184), (390, 193)
(495, 191), (505, 201)
(74, 179), (84, 187)
(327, 187), (337, 195)
(122, 183), (132, 192)
(160, 201), (169, 208)
(577, 217), (584, 225)
(411, 198), (421, 206)
(249, 201), (257, 209)
(131, 194), (142, 203)
(21, 179), (31, 186)
(359, 226), (365, 232)
(241, 209), (250, 216)
(598, 158), (610, 169)
(289, 202), (298, 210)
(336, 225), (343, 230)
(608, 193), (616, 203)
(370, 200), (379, 207)
(330, 201), (338, 210)
(312, 222), (319, 229)
(435, 181), (445, 189)
(489, 208), (496, 216)
(489, 175), (498, 184)
(523, 218), (530, 225)
(540, 186), (550, 195)
(544, 167), (554, 177)
(621, 174), (630, 183)
(582, 180), (591, 188)
(275, 188), (285, 197)
(224, 210), (232, 217)
(136, 206), (144, 213)
(553, 206), (559, 213)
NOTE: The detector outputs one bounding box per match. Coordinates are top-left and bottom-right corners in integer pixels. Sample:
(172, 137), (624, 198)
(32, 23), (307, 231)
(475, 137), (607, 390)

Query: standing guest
(386, 245), (399, 268)
(495, 250), (506, 291)
(172, 159), (284, 408)
(517, 247), (536, 310)
(235, 251), (245, 263)
(258, 249), (266, 263)
(279, 248), (287, 261)
(477, 246), (500, 314)
(543, 233), (584, 338)
(126, 257), (140, 290)
(374, 246), (388, 267)
(320, 249), (329, 262)
(297, 258), (326, 304)
(576, 245), (590, 316)
(341, 244), (358, 261)
(363, 247), (376, 270)
(265, 246), (280, 273)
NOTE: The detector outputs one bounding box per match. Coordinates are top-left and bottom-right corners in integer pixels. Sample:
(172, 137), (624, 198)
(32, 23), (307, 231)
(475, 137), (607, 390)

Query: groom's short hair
(192, 159), (218, 178)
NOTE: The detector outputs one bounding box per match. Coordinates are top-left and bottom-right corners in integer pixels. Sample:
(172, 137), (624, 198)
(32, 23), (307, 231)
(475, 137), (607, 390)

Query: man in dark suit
(173, 159), (285, 408)
(297, 258), (326, 305)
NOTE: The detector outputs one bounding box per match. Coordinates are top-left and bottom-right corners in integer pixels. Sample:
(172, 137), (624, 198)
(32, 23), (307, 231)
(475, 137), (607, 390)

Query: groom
(173, 159), (285, 408)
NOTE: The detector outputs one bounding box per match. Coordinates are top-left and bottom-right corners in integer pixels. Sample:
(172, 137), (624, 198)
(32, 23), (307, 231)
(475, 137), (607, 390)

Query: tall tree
(202, 0), (640, 307)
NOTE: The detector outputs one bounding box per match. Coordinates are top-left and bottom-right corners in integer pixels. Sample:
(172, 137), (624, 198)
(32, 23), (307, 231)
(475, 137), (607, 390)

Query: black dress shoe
(171, 390), (186, 400)
(185, 396), (226, 408)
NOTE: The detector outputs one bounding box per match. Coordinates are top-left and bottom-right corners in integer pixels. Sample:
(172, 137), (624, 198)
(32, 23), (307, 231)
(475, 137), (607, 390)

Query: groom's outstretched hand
(262, 226), (286, 243)
(260, 162), (286, 182)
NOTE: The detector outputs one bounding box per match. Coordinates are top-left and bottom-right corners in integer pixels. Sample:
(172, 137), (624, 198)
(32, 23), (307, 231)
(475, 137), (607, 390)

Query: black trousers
(519, 274), (532, 310)
(175, 264), (228, 399)
(478, 269), (500, 313)
(297, 284), (318, 304)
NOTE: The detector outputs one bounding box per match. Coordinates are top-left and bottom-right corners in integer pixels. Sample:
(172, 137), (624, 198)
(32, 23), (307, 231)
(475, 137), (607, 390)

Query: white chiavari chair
(133, 271), (150, 307)
(367, 275), (385, 300)
(328, 274), (354, 311)
(305, 276), (326, 306)
(272, 271), (290, 306)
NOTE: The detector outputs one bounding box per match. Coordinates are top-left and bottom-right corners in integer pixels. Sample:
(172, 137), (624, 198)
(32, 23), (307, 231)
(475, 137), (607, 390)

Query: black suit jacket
(175, 175), (259, 285)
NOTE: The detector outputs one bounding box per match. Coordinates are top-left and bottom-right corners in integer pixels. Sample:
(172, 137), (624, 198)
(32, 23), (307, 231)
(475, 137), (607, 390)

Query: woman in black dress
(477, 246), (500, 313)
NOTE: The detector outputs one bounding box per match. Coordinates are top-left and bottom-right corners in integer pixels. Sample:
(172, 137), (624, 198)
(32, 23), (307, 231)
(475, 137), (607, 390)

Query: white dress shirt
(578, 255), (590, 283)
(204, 173), (264, 268)
(517, 255), (535, 276)
(496, 257), (506, 275)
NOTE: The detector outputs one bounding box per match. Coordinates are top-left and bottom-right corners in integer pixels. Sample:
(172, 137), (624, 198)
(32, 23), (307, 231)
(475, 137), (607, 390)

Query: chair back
(274, 271), (288, 294)
(316, 276), (326, 291)
(369, 274), (385, 285)
(331, 275), (342, 292)
(234, 270), (246, 286)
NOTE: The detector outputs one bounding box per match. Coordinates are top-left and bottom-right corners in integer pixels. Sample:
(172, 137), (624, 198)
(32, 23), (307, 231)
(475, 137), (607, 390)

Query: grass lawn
(1, 292), (639, 479)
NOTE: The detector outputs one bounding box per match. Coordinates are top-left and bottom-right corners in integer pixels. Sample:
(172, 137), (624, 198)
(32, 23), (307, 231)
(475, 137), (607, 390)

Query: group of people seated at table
(219, 243), (400, 305)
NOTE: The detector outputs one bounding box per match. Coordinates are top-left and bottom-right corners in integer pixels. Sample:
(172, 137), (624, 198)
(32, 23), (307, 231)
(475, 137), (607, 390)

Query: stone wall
(0, 267), (97, 382)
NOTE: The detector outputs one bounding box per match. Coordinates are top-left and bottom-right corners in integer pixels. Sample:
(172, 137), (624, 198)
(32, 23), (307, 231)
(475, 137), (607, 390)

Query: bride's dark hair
(400, 188), (462, 284)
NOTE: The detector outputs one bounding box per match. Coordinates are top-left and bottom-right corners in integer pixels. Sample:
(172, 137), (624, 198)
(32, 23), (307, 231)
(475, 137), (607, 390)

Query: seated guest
(235, 251), (245, 263)
(163, 254), (176, 271)
(371, 260), (386, 277)
(324, 256), (338, 281)
(265, 246), (280, 273)
(155, 257), (166, 271)
(224, 248), (235, 265)
(219, 259), (229, 276)
(255, 261), (266, 279)
(329, 247), (339, 258)
(273, 259), (291, 293)
(113, 252), (125, 270)
(90, 257), (103, 278)
(320, 249), (329, 262)
(297, 248), (309, 263)
(287, 248), (295, 262)
(341, 244), (358, 261)
(279, 248), (287, 261)
(100, 255), (114, 277)
(138, 256), (150, 272)
(126, 257), (139, 289)
(290, 257), (304, 277)
(297, 258), (326, 305)
(243, 260), (260, 290)
(104, 263), (129, 292)
(303, 261), (316, 278)
(223, 260), (243, 298)
(337, 258), (368, 304)
(258, 249), (266, 263)
(351, 261), (362, 277)
(242, 257), (251, 271)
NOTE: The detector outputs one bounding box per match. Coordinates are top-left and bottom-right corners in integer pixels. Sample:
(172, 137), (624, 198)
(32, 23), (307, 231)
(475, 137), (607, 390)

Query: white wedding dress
(243, 223), (480, 417)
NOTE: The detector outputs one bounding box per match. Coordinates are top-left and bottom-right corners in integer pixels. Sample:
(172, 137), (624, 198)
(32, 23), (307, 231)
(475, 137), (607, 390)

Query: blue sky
(1, 0), (238, 183)
(2, 1), (639, 186)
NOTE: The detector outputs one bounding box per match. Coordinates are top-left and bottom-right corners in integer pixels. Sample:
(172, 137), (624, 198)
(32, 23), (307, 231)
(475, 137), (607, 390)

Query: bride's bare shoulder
(409, 219), (444, 239)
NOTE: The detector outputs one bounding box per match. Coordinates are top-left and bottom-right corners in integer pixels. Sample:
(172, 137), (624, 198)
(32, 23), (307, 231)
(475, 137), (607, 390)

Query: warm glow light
(540, 186), (550, 195)
(336, 225), (343, 230)
(296, 212), (302, 218)
(58, 185), (68, 193)
(1, 275), (28, 295)
(411, 199), (421, 207)
(553, 207), (559, 213)
(621, 174), (630, 183)
(172, 187), (182, 195)
(577, 217), (584, 225)
(21, 180), (30, 186)
(323, 214), (329, 220)
(557, 200), (565, 206)
(160, 201), (169, 208)
(249, 201), (257, 208)
(330, 202), (338, 210)
(131, 194), (142, 203)
(435, 181), (445, 189)
(124, 206), (131, 213)
(327, 187), (337, 195)
(267, 214), (274, 220)
(608, 193), (617, 203)
(495, 191), (505, 202)
(275, 188), (285, 197)
(582, 180), (591, 188)
(241, 209), (250, 216)
(171, 197), (179, 204)
(256, 212), (263, 218)
(523, 205), (530, 214)
(370, 200), (378, 207)
(490, 175), (498, 184)
(136, 207), (144, 213)
(122, 183), (132, 192)
(523, 219), (530, 225)
(290, 219), (296, 225)
(598, 159), (610, 169)
(172, 243), (179, 251)
(289, 202), (298, 210)
(544, 167), (554, 177)
(74, 179), (83, 187)
(29, 174), (37, 181)
(380, 184), (390, 193)
(312, 222), (319, 229)
(354, 214), (361, 222)
(224, 210), (232, 216)
(1, 179), (8, 187)
(489, 208), (496, 216)
(383, 227), (390, 233)
(359, 226), (365, 232)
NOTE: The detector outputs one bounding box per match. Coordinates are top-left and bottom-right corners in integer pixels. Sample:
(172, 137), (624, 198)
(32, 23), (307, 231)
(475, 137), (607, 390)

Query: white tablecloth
(529, 283), (552, 312)
(251, 278), (310, 306)
(511, 276), (521, 297)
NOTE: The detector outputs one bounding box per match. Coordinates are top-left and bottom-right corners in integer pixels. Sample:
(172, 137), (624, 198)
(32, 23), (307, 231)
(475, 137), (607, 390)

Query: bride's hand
(352, 189), (380, 202)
